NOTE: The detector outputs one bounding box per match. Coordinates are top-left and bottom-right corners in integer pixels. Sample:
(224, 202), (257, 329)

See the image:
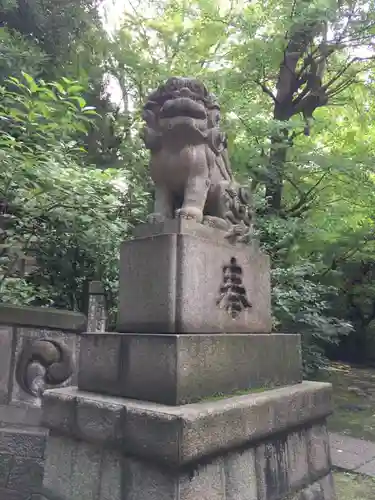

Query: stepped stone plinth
(40, 76), (336, 500)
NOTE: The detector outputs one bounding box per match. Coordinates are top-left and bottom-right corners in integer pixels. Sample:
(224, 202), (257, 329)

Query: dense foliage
(2, 0), (375, 372)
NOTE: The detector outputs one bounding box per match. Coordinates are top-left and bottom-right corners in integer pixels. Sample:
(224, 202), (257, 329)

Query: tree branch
(284, 172), (328, 216)
(254, 80), (277, 102)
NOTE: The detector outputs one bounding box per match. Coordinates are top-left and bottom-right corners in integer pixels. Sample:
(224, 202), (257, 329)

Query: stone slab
(0, 304), (86, 333)
(329, 432), (375, 456)
(132, 218), (261, 244)
(330, 448), (367, 470)
(329, 432), (375, 471)
(355, 458), (375, 477)
(118, 228), (271, 334)
(0, 403), (42, 427)
(78, 333), (302, 404)
(42, 381), (333, 468)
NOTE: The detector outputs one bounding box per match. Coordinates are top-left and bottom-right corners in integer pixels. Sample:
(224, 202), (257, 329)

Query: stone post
(86, 281), (107, 333)
(40, 78), (336, 500)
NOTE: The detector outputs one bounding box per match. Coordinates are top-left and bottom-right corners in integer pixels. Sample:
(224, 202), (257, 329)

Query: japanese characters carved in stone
(217, 257), (252, 318)
(142, 77), (254, 242)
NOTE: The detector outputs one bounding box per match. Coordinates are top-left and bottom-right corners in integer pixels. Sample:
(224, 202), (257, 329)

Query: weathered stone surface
(78, 332), (302, 404)
(0, 452), (13, 486)
(42, 381), (332, 467)
(99, 450), (122, 500)
(122, 456), (226, 500)
(0, 404), (42, 427)
(118, 230), (271, 334)
(255, 430), (333, 500)
(43, 435), (76, 500)
(0, 326), (14, 405)
(44, 436), (111, 500)
(287, 431), (309, 490)
(86, 281), (107, 333)
(298, 481), (323, 500)
(0, 487), (26, 500)
(122, 457), (177, 500)
(179, 459), (225, 500)
(306, 424), (331, 478)
(290, 473), (336, 500)
(75, 397), (124, 443)
(224, 449), (257, 500)
(0, 426), (47, 459)
(41, 434), (336, 500)
(6, 456), (44, 492)
(69, 440), (102, 500)
(255, 439), (289, 500)
(319, 473), (336, 499)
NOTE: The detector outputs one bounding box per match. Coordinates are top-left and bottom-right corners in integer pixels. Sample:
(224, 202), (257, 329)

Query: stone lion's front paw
(147, 213), (166, 224)
(175, 207), (203, 222)
(203, 216), (230, 230)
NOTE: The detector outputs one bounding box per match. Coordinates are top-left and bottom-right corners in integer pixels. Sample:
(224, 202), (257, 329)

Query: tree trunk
(265, 135), (288, 211)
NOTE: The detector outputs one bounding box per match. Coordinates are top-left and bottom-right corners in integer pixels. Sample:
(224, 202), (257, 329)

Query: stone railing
(0, 282), (107, 425)
(0, 304), (86, 426)
(0, 304), (85, 500)
(0, 287), (107, 500)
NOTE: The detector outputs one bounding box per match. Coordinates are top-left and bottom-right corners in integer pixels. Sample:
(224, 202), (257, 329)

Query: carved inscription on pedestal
(217, 257), (252, 319)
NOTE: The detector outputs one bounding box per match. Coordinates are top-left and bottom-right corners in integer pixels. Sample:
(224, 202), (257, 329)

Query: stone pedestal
(78, 332), (302, 404)
(40, 222), (336, 500)
(118, 220), (272, 334)
(41, 382), (335, 500)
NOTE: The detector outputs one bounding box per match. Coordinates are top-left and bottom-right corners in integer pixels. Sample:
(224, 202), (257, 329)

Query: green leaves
(0, 73), (149, 312)
(0, 74), (98, 153)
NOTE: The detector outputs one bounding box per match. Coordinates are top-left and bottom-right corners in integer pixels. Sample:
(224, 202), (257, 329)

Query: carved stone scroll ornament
(15, 338), (74, 397)
(141, 76), (255, 243)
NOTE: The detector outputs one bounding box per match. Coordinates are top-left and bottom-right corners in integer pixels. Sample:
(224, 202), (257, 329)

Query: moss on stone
(200, 385), (273, 402)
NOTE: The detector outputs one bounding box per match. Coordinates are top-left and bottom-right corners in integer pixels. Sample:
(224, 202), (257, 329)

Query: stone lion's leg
(147, 186), (173, 223)
(176, 175), (209, 222)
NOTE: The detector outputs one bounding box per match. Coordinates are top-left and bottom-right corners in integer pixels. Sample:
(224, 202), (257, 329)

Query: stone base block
(42, 381), (332, 467)
(118, 220), (272, 334)
(41, 381), (335, 500)
(42, 442), (336, 500)
(78, 333), (302, 404)
(0, 425), (47, 499)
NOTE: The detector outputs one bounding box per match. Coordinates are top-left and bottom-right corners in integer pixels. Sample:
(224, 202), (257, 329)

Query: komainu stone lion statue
(142, 76), (253, 242)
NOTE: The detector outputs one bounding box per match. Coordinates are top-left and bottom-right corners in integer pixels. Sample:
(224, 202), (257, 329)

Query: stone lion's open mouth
(160, 97), (207, 120)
